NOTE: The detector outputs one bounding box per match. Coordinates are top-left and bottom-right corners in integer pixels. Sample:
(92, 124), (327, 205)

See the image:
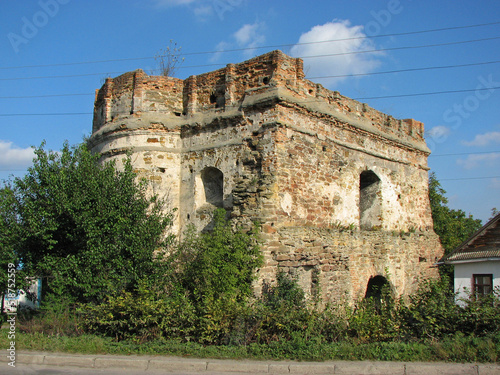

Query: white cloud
(456, 152), (500, 169)
(153, 0), (196, 7)
(193, 4), (213, 18)
(211, 22), (266, 61)
(233, 22), (265, 57)
(290, 20), (383, 87)
(462, 131), (500, 147)
(210, 41), (231, 63)
(0, 141), (34, 170)
(427, 125), (451, 140)
(234, 23), (257, 45)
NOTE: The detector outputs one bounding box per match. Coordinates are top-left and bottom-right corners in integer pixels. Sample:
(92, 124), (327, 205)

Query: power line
(0, 93), (94, 99)
(299, 36), (500, 60)
(0, 21), (499, 70)
(2, 35), (499, 82)
(430, 151), (500, 157)
(0, 113), (92, 117)
(440, 176), (500, 181)
(1, 84), (499, 116)
(2, 58), (500, 97)
(352, 86), (500, 100)
(309, 60), (500, 80)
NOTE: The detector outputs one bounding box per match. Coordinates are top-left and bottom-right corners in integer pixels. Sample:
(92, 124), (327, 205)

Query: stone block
(44, 354), (95, 368)
(149, 358), (208, 372)
(206, 360), (269, 373)
(94, 356), (149, 370)
(405, 362), (478, 375)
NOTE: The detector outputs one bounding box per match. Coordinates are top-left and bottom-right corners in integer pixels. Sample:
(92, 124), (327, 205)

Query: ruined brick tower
(89, 50), (443, 302)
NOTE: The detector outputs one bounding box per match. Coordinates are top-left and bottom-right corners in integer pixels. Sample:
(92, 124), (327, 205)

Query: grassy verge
(1, 330), (498, 363)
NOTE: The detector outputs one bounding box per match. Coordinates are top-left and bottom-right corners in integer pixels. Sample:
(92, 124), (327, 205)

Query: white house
(439, 213), (500, 302)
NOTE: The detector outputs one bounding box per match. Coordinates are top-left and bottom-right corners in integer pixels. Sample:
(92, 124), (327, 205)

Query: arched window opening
(201, 167), (224, 208)
(365, 275), (389, 301)
(359, 170), (382, 230)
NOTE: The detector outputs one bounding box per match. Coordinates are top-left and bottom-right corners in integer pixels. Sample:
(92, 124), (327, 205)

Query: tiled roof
(440, 213), (500, 264)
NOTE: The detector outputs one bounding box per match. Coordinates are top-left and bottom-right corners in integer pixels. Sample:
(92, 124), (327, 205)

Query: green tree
(429, 172), (482, 254)
(0, 186), (25, 296)
(1, 142), (173, 304)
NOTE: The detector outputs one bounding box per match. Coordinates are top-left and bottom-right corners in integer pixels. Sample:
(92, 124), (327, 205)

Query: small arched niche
(365, 275), (390, 300)
(200, 167), (224, 208)
(359, 170), (382, 230)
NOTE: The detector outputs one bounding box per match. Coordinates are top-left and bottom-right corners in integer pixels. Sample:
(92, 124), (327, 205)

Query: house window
(359, 170), (382, 230)
(473, 274), (493, 297)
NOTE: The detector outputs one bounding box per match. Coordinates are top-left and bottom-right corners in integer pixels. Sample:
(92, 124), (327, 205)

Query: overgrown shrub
(18, 295), (82, 337)
(457, 287), (500, 337)
(401, 276), (459, 339)
(79, 282), (197, 342)
(81, 208), (263, 345)
(173, 209), (262, 305)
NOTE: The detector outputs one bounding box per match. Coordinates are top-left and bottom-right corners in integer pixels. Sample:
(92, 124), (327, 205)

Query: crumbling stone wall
(89, 50), (443, 303)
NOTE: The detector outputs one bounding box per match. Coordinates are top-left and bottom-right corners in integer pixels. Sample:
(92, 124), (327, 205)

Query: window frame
(472, 274), (493, 297)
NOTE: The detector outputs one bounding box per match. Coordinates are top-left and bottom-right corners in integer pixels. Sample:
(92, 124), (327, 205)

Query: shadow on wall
(360, 170), (382, 230)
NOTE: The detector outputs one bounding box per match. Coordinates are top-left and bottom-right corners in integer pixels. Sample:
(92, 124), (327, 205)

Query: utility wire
(1, 84), (499, 116)
(0, 93), (94, 99)
(430, 151), (500, 157)
(0, 21), (499, 70)
(0, 113), (92, 117)
(309, 60), (500, 80)
(440, 176), (500, 181)
(1, 35), (499, 82)
(2, 59), (500, 95)
(353, 86), (500, 100)
(299, 36), (500, 60)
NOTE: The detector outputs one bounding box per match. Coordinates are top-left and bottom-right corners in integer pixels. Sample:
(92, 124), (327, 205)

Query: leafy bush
(401, 276), (459, 339)
(18, 295), (82, 337)
(346, 284), (403, 343)
(457, 287), (500, 337)
(81, 208), (263, 345)
(80, 283), (197, 342)
(173, 209), (262, 305)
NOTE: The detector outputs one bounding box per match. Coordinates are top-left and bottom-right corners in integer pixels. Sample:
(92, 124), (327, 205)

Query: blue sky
(1, 0), (499, 223)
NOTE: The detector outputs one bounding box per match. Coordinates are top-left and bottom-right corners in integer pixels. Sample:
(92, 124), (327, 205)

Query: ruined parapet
(89, 50), (443, 303)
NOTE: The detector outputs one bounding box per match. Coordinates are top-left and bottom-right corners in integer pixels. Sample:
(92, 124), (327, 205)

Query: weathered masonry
(89, 50), (443, 302)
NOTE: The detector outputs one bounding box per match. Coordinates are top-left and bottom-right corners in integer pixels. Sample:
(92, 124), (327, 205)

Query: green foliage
(1, 142), (173, 304)
(261, 271), (306, 310)
(457, 287), (500, 337)
(18, 295), (82, 337)
(174, 209), (262, 305)
(0, 186), (25, 293)
(9, 276), (500, 362)
(81, 208), (262, 345)
(400, 276), (458, 339)
(250, 272), (316, 344)
(428, 172), (482, 255)
(80, 282), (197, 342)
(173, 209), (262, 344)
(347, 288), (402, 343)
